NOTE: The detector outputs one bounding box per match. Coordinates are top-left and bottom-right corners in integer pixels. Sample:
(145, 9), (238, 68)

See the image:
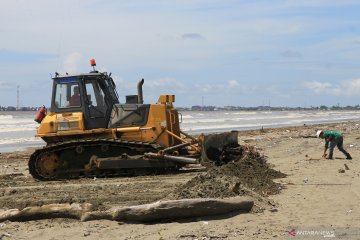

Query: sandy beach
(0, 121), (359, 239)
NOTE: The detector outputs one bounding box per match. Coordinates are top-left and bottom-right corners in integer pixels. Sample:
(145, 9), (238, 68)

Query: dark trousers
(329, 137), (350, 158)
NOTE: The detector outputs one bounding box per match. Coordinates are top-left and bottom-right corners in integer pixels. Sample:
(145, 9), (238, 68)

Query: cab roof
(52, 71), (109, 80)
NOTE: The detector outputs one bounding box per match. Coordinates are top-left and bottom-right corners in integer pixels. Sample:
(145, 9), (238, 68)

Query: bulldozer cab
(50, 73), (119, 130)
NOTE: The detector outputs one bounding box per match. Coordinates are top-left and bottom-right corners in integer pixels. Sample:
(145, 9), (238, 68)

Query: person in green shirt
(316, 130), (352, 160)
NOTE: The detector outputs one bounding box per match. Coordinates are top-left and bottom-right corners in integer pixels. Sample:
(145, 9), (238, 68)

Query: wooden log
(81, 211), (113, 221)
(0, 209), (20, 221)
(0, 203), (91, 222)
(111, 197), (253, 222)
(0, 198), (253, 222)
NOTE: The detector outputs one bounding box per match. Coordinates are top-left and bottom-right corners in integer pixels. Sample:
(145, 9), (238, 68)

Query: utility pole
(17, 85), (20, 110)
(202, 96), (204, 111)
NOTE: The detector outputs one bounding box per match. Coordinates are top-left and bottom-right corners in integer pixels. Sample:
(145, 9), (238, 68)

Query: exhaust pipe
(137, 78), (144, 104)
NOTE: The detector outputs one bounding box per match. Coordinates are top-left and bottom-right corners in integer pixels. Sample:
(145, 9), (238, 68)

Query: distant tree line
(176, 105), (360, 111)
(0, 106), (40, 111)
(1, 104), (360, 112)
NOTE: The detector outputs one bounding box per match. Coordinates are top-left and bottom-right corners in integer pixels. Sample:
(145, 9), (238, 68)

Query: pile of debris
(168, 144), (286, 201)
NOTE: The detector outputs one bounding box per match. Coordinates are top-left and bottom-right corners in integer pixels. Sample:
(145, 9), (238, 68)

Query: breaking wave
(0, 115), (13, 120)
(0, 137), (42, 145)
(180, 110), (360, 134)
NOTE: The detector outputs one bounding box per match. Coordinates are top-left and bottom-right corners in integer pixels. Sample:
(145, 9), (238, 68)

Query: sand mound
(169, 145), (286, 200)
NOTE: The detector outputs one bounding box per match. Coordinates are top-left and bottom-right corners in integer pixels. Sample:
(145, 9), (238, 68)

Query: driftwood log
(0, 203), (92, 222)
(0, 197), (253, 222)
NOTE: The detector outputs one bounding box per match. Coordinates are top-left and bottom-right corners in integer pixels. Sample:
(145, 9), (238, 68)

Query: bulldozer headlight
(58, 121), (80, 131)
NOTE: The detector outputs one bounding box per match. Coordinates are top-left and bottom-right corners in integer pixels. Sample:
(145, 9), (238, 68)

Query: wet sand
(0, 121), (359, 239)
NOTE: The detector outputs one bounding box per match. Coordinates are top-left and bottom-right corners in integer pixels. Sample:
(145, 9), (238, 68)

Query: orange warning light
(90, 58), (96, 67)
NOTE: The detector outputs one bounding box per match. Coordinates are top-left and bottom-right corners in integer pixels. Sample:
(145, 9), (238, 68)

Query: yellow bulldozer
(30, 59), (239, 180)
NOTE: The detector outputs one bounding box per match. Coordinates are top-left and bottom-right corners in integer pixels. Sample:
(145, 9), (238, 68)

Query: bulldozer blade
(200, 131), (239, 164)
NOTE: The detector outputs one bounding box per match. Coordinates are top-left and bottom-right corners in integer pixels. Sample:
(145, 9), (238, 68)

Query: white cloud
(342, 79), (360, 96)
(145, 77), (185, 89)
(283, 0), (360, 8)
(280, 50), (302, 59)
(195, 80), (247, 95)
(304, 79), (360, 97)
(304, 81), (342, 96)
(181, 33), (205, 40)
(0, 81), (12, 90)
(62, 52), (82, 73)
(228, 80), (240, 87)
(195, 83), (226, 94)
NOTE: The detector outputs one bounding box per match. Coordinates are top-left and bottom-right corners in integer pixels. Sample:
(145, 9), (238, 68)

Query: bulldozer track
(28, 139), (175, 181)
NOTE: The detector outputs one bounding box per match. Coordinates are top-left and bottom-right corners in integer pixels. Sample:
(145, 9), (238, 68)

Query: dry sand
(0, 121), (360, 239)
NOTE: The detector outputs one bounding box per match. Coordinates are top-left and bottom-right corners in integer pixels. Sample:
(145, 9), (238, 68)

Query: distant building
(6, 106), (16, 111)
(191, 105), (215, 111)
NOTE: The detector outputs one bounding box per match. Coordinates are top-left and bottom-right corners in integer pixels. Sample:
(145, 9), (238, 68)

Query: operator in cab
(70, 86), (81, 106)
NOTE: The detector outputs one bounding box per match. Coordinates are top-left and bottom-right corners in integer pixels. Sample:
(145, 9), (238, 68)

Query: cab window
(54, 82), (81, 108)
(85, 81), (107, 117)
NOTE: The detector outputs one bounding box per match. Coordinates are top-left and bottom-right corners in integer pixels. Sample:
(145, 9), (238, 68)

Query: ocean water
(0, 111), (43, 152)
(180, 110), (360, 134)
(1, 110), (360, 153)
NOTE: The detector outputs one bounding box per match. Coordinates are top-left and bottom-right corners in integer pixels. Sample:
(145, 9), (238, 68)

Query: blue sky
(1, 0), (360, 107)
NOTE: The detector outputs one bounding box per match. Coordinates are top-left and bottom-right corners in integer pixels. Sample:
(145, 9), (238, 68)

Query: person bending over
(316, 130), (352, 160)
